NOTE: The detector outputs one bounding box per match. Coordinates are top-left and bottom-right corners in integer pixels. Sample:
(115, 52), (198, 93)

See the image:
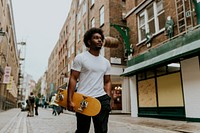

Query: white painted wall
(110, 66), (124, 75)
(181, 56), (200, 118)
(129, 76), (138, 117)
(122, 77), (131, 113)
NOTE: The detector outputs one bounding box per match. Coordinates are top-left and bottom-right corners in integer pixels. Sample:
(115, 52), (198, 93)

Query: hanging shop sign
(3, 66), (11, 84)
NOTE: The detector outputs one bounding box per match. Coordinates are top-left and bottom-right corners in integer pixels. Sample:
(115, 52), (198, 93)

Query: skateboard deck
(55, 88), (101, 116)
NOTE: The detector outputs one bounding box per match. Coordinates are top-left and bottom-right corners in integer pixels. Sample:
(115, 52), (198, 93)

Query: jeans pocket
(100, 95), (111, 111)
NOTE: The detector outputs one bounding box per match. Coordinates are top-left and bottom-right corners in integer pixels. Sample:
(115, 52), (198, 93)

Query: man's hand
(67, 101), (75, 112)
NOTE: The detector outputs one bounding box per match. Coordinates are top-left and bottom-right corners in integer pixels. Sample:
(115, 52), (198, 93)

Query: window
(77, 11), (81, 23)
(138, 13), (146, 41)
(78, 29), (81, 42)
(79, 0), (83, 5)
(71, 44), (74, 54)
(82, 22), (86, 35)
(137, 0), (165, 42)
(91, 17), (95, 27)
(68, 47), (71, 58)
(83, 1), (87, 15)
(91, 0), (95, 6)
(100, 6), (104, 26)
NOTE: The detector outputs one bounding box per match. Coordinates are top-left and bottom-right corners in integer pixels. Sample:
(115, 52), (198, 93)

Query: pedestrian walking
(27, 92), (35, 117)
(67, 27), (112, 133)
(41, 95), (45, 108)
(50, 94), (58, 116)
(35, 95), (40, 116)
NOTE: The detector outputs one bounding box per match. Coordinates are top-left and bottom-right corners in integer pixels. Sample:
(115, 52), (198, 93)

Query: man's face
(89, 33), (103, 50)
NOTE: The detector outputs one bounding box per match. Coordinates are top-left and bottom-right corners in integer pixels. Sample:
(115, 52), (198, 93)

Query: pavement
(0, 108), (200, 133)
(65, 110), (200, 133)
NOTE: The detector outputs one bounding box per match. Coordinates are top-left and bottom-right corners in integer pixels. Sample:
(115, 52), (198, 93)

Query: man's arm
(104, 75), (112, 97)
(67, 70), (80, 111)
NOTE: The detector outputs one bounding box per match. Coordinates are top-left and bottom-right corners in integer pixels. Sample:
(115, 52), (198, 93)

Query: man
(27, 92), (35, 117)
(67, 27), (112, 133)
(50, 93), (59, 116)
(35, 94), (40, 116)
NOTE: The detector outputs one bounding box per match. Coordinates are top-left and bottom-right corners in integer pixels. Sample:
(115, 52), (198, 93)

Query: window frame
(91, 0), (95, 7)
(99, 5), (105, 26)
(137, 0), (165, 43)
(91, 17), (95, 28)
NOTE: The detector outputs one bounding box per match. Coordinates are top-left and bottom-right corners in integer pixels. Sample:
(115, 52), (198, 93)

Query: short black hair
(83, 27), (104, 48)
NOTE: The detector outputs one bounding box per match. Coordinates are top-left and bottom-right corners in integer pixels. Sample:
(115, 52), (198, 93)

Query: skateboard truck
(78, 96), (88, 112)
(58, 93), (64, 101)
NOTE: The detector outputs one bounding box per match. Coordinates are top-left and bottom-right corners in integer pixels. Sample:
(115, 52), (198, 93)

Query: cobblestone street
(1, 108), (200, 133)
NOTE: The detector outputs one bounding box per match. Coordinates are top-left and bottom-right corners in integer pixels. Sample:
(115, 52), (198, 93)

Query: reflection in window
(137, 0), (165, 42)
(147, 4), (155, 34)
(91, 17), (95, 27)
(167, 63), (180, 72)
(91, 0), (95, 6)
(146, 70), (155, 78)
(100, 6), (104, 26)
(138, 13), (146, 41)
(156, 66), (166, 76)
(138, 72), (146, 80)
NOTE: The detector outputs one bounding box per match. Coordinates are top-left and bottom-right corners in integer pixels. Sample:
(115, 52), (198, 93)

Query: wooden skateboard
(55, 88), (101, 116)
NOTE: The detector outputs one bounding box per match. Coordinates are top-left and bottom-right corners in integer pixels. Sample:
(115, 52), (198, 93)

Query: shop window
(138, 78), (157, 107)
(156, 66), (167, 76)
(138, 72), (146, 80)
(111, 85), (122, 110)
(146, 70), (155, 78)
(157, 73), (184, 107)
(167, 63), (180, 73)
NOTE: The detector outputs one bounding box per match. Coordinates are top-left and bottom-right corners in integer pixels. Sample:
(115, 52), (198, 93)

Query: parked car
(20, 100), (28, 111)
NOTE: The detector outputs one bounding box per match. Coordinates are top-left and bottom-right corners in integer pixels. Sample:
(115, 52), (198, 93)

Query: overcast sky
(12, 0), (72, 81)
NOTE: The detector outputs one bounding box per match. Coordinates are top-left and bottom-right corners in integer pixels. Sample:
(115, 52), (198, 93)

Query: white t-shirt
(72, 51), (111, 97)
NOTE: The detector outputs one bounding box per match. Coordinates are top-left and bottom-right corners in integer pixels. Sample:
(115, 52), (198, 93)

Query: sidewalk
(1, 108), (200, 133)
(0, 108), (21, 131)
(108, 114), (200, 133)
(63, 110), (200, 133)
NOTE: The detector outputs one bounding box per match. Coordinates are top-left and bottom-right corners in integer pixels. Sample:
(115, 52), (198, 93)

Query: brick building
(0, 0), (20, 110)
(50, 0), (131, 113)
(122, 0), (200, 121)
(47, 41), (59, 98)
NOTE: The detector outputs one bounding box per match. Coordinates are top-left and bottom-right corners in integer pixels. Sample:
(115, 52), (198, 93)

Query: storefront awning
(122, 28), (200, 76)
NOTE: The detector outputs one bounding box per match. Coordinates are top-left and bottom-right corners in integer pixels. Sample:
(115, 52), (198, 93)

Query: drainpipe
(192, 0), (200, 24)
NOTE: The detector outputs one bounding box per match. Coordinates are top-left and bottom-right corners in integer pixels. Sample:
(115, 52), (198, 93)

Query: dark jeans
(35, 105), (38, 115)
(76, 94), (111, 133)
(52, 105), (57, 116)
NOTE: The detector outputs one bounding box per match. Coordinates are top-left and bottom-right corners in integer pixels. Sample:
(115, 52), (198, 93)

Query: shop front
(122, 28), (200, 121)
